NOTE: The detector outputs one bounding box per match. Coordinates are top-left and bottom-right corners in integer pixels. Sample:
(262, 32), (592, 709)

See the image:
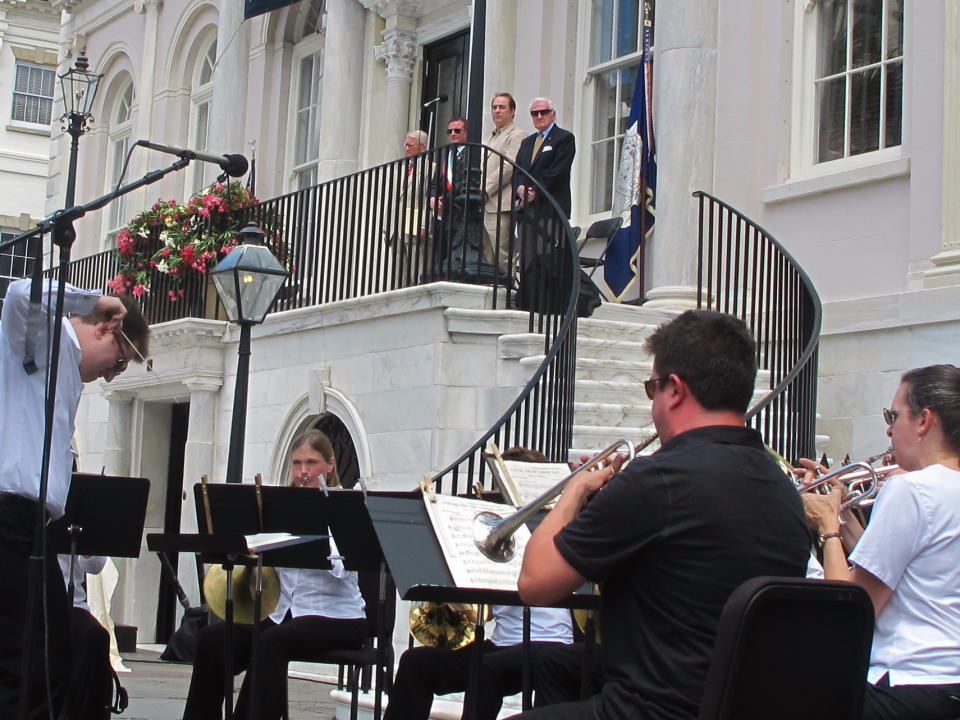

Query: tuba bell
(199, 473), (282, 624)
(408, 602), (493, 650)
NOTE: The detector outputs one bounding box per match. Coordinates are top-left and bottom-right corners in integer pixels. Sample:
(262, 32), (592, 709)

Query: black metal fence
(695, 191), (821, 463)
(42, 143), (582, 485)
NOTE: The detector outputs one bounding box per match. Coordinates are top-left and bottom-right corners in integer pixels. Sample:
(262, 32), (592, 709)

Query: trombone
(473, 437), (645, 562)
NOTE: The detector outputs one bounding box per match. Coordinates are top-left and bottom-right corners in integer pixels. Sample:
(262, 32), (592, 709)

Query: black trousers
(862, 674), (960, 720)
(532, 642), (602, 707)
(66, 607), (112, 720)
(0, 494), (70, 720)
(183, 613), (367, 720)
(383, 640), (565, 720)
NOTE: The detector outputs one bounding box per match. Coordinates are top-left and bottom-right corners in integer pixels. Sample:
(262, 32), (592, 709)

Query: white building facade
(38, 0), (958, 672)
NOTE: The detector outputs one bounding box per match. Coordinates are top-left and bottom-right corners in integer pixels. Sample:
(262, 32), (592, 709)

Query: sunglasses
(882, 407), (901, 426)
(446, 127), (465, 135)
(530, 108), (554, 117)
(644, 376), (667, 400)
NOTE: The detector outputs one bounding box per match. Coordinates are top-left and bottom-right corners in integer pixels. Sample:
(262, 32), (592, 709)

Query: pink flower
(167, 290), (179, 302)
(132, 284), (147, 297)
(161, 248), (172, 258)
(198, 207), (211, 218)
(181, 245), (195, 263)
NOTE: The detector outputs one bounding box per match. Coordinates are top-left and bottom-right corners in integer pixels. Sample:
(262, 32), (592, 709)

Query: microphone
(422, 94), (448, 109)
(136, 140), (249, 178)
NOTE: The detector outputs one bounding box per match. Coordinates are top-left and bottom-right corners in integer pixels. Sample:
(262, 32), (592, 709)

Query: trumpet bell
(203, 564), (281, 625)
(473, 510), (515, 563)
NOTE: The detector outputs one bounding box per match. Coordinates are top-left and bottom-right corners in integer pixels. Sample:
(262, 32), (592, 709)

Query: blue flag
(244, 0), (300, 20)
(605, 10), (656, 301)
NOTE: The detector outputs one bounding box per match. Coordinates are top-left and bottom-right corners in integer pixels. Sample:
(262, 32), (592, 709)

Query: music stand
(188, 481), (347, 720)
(365, 492), (598, 714)
(49, 472), (150, 607)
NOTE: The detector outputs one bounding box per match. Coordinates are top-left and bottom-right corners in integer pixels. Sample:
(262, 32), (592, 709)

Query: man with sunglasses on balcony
(0, 277), (149, 720)
(511, 310), (809, 720)
(514, 98), (574, 219)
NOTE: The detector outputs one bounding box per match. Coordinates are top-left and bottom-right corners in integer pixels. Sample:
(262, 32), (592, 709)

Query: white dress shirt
(58, 554), (108, 610)
(489, 605), (573, 647)
(269, 535), (366, 622)
(0, 278), (100, 518)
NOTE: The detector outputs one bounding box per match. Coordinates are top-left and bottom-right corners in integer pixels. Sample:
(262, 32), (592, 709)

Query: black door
(155, 402), (189, 643)
(420, 30), (470, 149)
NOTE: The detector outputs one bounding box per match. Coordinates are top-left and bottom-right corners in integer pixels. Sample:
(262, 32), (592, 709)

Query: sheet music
(421, 493), (530, 591)
(501, 461), (570, 507)
(243, 532), (301, 551)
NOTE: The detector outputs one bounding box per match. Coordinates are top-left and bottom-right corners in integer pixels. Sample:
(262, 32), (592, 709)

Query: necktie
(532, 133), (545, 160)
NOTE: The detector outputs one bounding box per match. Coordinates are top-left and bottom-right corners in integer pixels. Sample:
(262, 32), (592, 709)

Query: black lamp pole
(225, 320), (253, 484)
(211, 221), (290, 485)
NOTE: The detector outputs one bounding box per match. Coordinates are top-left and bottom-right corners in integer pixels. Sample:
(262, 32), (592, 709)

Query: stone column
(178, 382), (219, 604)
(102, 392), (134, 476)
(317, 0), (367, 182)
(131, 0), (162, 212)
(210, 0), (249, 160)
(924, 0), (960, 288)
(482, 0), (517, 136)
(643, 0), (718, 308)
(374, 21), (418, 164)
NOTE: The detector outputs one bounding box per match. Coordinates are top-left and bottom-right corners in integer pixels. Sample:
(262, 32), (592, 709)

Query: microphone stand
(13, 156), (190, 720)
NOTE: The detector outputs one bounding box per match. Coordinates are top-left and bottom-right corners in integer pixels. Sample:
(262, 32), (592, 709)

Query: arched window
(189, 38), (218, 195)
(288, 0), (326, 189)
(106, 81), (135, 243)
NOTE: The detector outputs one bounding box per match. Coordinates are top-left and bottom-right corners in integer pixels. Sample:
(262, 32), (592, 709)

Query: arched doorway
(314, 414), (360, 489)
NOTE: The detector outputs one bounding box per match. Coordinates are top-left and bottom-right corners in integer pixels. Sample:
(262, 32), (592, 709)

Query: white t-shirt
(489, 605), (573, 647)
(850, 464), (960, 685)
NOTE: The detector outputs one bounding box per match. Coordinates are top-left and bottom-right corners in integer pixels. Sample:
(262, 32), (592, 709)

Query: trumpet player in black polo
(511, 310), (810, 720)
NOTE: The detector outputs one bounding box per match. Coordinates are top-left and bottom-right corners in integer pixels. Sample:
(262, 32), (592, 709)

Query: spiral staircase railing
(695, 190), (822, 463)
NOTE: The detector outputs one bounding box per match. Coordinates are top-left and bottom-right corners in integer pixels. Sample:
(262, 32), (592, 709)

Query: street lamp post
(58, 55), (102, 208)
(211, 222), (290, 484)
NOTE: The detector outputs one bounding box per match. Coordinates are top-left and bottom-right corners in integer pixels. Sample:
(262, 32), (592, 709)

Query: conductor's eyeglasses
(112, 335), (129, 375)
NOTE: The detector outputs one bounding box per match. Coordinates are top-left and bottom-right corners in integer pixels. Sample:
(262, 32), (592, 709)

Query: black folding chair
(698, 576), (874, 720)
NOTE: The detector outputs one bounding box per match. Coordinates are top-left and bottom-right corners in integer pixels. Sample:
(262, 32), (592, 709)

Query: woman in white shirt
(183, 430), (367, 720)
(803, 364), (960, 720)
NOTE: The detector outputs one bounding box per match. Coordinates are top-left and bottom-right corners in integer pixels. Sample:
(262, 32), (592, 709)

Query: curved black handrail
(694, 190), (822, 462)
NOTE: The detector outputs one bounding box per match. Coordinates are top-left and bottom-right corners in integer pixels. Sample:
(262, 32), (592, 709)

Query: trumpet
(473, 437), (646, 562)
(797, 451), (900, 511)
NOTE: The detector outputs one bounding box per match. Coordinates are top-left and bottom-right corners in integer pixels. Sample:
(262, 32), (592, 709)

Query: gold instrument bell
(408, 602), (492, 650)
(203, 563), (281, 625)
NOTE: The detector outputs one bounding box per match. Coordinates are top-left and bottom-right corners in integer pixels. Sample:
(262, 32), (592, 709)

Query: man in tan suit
(393, 130), (430, 285)
(483, 93), (526, 274)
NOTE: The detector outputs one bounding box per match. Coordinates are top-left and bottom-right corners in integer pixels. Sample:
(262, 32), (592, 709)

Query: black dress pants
(383, 640), (564, 720)
(66, 607), (112, 720)
(183, 613), (367, 720)
(0, 494), (70, 720)
(862, 674), (960, 720)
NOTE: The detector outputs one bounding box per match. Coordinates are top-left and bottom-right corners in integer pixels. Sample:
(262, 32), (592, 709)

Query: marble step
(570, 423), (660, 458)
(574, 400), (653, 429)
(574, 335), (652, 361)
(588, 301), (678, 326)
(574, 378), (648, 405)
(519, 355), (652, 384)
(576, 316), (660, 344)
